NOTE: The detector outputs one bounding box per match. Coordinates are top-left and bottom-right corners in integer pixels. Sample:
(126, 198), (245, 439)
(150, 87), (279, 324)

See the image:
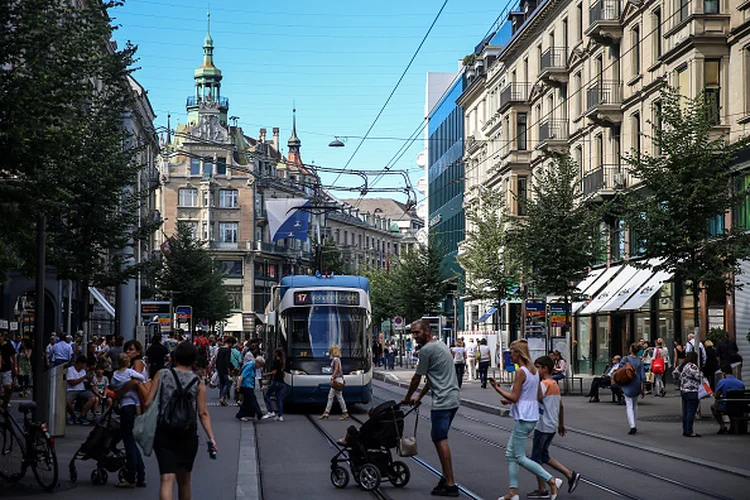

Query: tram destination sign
(294, 290), (360, 306)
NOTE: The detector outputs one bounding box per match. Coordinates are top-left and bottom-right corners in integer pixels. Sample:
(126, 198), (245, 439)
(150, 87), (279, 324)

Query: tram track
(371, 383), (738, 500)
(304, 414), (394, 500)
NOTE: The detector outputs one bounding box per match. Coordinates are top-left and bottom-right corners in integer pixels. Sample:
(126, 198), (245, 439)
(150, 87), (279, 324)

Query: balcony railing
(586, 80), (622, 111)
(499, 82), (531, 111)
(582, 164), (624, 197)
(540, 48), (567, 72)
(186, 96), (229, 108)
(539, 119), (569, 143)
(254, 241), (312, 259)
(211, 241), (239, 250)
(589, 0), (620, 26)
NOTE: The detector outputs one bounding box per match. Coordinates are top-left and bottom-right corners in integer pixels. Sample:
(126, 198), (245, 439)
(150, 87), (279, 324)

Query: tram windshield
(282, 306), (369, 359)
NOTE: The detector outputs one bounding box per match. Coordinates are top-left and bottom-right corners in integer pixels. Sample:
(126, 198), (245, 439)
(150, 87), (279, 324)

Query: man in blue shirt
(712, 364), (746, 434)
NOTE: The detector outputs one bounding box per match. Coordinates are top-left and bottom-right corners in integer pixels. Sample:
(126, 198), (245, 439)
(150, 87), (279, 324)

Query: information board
(293, 290), (360, 306)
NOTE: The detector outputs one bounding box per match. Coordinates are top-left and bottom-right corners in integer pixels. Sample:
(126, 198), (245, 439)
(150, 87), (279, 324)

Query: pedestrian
(585, 355), (622, 403)
(702, 340), (720, 390)
(685, 333), (706, 366)
(65, 355), (97, 425)
(618, 343), (646, 435)
(263, 348), (288, 422)
(48, 333), (73, 367)
(388, 341), (396, 370)
(451, 339), (466, 388)
(213, 338), (233, 406)
(124, 339), (148, 384)
(144, 341), (217, 500)
(716, 333), (742, 375)
(673, 352), (702, 437)
(145, 334), (169, 380)
(17, 339), (33, 397)
(401, 319), (460, 497)
(551, 351), (566, 382)
(236, 352), (265, 421)
(652, 339), (670, 397)
(478, 338), (491, 389)
(712, 364), (746, 434)
(527, 355), (581, 498)
(320, 344), (349, 420)
(489, 341), (563, 500)
(0, 332), (18, 407)
(466, 339), (478, 381)
(111, 353), (146, 488)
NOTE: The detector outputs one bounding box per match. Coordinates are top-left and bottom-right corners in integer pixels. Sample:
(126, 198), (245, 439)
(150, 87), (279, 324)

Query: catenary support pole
(33, 213), (46, 406)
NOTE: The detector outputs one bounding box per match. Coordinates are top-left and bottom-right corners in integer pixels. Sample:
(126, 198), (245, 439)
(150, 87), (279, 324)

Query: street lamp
(328, 136), (345, 148)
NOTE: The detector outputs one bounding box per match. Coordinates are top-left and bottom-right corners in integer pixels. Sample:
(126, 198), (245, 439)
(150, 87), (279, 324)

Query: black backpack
(161, 368), (199, 430)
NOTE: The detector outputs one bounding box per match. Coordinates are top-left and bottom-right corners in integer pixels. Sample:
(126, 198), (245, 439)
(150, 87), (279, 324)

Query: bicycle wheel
(0, 422), (25, 482)
(30, 429), (58, 491)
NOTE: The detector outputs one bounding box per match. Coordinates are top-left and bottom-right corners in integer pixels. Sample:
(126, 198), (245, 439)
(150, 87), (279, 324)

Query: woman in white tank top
(490, 340), (563, 500)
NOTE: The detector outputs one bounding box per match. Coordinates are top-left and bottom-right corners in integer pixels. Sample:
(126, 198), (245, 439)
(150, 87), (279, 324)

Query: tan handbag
(396, 408), (419, 457)
(330, 377), (345, 391)
(137, 380), (153, 406)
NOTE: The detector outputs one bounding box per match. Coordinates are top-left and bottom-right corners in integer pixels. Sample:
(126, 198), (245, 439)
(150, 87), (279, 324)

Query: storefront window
(681, 281), (694, 309)
(681, 309), (696, 340)
(595, 316), (610, 375)
(635, 309), (651, 342)
(658, 283), (674, 310)
(576, 317), (591, 374)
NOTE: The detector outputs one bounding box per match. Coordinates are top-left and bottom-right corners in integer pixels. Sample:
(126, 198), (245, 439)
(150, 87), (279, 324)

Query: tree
(156, 222), (232, 327)
(511, 154), (603, 335)
(390, 238), (450, 323)
(0, 1), (158, 317)
(621, 86), (750, 330)
(458, 188), (519, 330)
(362, 266), (400, 327)
(315, 237), (348, 275)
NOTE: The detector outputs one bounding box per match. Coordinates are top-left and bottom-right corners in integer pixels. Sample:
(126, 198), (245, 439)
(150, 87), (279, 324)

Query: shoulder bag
(612, 357), (636, 386)
(651, 348), (665, 375)
(330, 359), (345, 391)
(397, 407), (419, 457)
(133, 377), (161, 456)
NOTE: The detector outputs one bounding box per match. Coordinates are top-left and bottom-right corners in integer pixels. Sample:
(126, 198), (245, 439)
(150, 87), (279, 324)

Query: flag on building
(266, 198), (311, 242)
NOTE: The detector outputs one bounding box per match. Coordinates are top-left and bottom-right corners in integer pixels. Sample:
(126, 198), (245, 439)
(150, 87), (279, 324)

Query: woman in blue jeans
(673, 351), (702, 437)
(263, 348), (287, 422)
(490, 340), (562, 500)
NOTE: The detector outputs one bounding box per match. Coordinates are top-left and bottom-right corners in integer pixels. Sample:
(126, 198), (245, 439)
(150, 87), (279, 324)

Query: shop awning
(477, 305), (500, 323)
(580, 265), (640, 315)
(619, 269), (673, 311)
(598, 263), (657, 313)
(572, 265), (624, 313)
(223, 312), (244, 332)
(575, 268), (607, 294)
(88, 287), (115, 318)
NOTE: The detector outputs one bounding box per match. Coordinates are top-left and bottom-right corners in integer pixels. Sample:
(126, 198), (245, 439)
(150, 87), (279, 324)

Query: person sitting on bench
(551, 351), (566, 382)
(712, 364), (746, 435)
(585, 355), (624, 403)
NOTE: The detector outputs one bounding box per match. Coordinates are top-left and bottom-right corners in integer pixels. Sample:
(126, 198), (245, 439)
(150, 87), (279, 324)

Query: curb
(235, 420), (262, 500)
(372, 370), (510, 417)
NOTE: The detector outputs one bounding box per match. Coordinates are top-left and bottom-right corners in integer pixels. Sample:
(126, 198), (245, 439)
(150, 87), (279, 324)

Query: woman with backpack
(145, 341), (217, 500)
(615, 343), (646, 435)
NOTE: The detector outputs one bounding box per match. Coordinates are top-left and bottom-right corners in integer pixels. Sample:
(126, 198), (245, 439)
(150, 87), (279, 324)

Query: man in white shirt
(65, 356), (97, 425)
(685, 333), (707, 366)
(466, 339), (478, 381)
(49, 334), (74, 367)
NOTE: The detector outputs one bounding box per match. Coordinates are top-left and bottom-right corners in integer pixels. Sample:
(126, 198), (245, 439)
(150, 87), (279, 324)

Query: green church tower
(187, 12), (228, 127)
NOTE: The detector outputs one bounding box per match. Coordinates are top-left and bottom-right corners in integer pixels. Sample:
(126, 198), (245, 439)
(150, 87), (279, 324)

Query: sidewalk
(373, 364), (750, 476)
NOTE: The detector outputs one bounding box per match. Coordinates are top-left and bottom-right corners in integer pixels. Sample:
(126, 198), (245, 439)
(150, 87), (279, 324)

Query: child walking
(527, 356), (582, 498)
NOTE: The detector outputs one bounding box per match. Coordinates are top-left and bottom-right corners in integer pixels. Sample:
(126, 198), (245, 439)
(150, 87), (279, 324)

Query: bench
(725, 389), (750, 435)
(561, 375), (584, 395)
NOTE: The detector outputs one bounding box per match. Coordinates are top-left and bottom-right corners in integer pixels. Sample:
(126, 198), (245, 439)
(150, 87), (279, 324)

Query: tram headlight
(291, 370), (308, 375)
(349, 370), (364, 375)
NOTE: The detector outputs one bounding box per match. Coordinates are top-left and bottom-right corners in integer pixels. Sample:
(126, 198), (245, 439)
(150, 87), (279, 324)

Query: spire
(288, 108), (301, 150)
(202, 11), (215, 68)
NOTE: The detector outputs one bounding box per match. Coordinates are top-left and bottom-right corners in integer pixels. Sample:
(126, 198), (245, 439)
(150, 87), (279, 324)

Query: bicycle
(0, 401), (59, 491)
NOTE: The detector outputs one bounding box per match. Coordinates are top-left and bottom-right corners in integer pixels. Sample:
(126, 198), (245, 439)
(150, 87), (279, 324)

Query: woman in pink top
(490, 340), (563, 500)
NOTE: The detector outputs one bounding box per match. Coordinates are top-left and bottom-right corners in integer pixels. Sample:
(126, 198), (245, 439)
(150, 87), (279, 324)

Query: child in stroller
(68, 402), (126, 486)
(329, 400), (415, 491)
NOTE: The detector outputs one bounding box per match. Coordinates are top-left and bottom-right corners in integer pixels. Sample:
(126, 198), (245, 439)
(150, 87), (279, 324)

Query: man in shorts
(65, 355), (97, 425)
(0, 332), (18, 410)
(401, 319), (460, 497)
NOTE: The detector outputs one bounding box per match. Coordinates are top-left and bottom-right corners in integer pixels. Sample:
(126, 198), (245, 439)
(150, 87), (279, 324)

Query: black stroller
(329, 400), (416, 491)
(68, 403), (127, 486)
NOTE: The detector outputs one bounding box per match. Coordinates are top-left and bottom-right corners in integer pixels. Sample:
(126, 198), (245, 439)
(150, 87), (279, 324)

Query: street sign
(549, 303), (569, 328)
(393, 316), (404, 330)
(176, 305), (192, 333)
(141, 301), (172, 333)
(0, 319), (8, 329)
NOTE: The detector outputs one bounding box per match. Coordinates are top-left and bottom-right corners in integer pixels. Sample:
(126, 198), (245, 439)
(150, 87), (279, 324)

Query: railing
(582, 164), (623, 197)
(589, 0), (621, 26)
(539, 119), (569, 143)
(586, 80), (623, 111)
(500, 82), (531, 109)
(540, 48), (567, 72)
(211, 241), (239, 250)
(253, 241), (312, 259)
(186, 96), (230, 108)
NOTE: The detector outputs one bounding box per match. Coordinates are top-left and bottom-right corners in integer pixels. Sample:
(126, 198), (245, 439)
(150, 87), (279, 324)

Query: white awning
(223, 312), (243, 332)
(598, 264), (656, 313)
(619, 269), (673, 311)
(572, 265), (623, 314)
(575, 268), (606, 294)
(88, 287), (115, 318)
(580, 265), (640, 315)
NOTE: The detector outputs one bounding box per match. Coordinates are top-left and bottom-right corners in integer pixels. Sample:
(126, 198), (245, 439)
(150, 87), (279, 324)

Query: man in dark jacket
(214, 338), (233, 406)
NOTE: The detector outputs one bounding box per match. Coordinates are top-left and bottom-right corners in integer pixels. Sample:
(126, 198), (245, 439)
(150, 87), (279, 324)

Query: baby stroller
(330, 400), (416, 491)
(68, 403), (126, 485)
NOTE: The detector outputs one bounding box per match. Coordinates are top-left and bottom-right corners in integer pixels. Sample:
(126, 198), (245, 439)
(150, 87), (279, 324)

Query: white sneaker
(240, 417), (252, 422)
(276, 416), (284, 422)
(261, 412), (276, 420)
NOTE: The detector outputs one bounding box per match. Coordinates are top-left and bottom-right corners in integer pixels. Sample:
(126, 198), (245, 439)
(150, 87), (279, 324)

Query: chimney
(259, 128), (267, 143)
(272, 127), (279, 151)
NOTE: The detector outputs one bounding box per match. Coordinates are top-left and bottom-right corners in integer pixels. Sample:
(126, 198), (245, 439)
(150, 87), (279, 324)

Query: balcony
(582, 164), (626, 200)
(539, 48), (568, 85)
(253, 240), (313, 260)
(186, 96), (229, 109)
(537, 120), (569, 155)
(585, 80), (623, 126)
(586, 0), (622, 44)
(499, 82), (531, 113)
(210, 241), (239, 250)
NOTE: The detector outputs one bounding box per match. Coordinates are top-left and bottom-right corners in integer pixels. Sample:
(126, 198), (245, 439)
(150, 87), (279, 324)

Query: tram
(264, 274), (373, 404)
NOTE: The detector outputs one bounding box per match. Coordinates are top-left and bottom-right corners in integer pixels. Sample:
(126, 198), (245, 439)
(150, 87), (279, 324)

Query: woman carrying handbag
(320, 344), (349, 420)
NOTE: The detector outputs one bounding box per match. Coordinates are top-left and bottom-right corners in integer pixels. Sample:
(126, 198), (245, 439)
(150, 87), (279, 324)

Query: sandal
(319, 413), (329, 419)
(340, 413), (349, 420)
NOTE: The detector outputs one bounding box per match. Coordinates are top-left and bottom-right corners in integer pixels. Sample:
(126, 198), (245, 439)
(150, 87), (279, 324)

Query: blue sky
(112, 0), (507, 203)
